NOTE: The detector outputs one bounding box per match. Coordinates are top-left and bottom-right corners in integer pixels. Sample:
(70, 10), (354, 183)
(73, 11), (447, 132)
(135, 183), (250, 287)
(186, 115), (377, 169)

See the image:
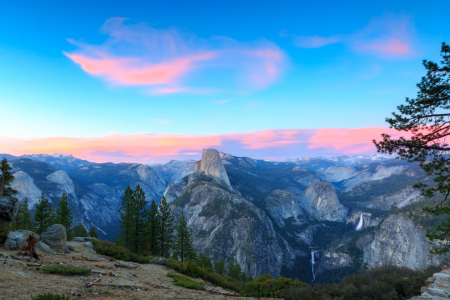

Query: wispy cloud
(292, 14), (414, 58)
(1, 127), (410, 163)
(64, 17), (286, 94)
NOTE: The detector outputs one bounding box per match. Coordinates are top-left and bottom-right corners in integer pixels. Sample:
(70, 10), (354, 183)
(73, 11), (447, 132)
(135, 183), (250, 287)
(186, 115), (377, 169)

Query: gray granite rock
(4, 231), (28, 250)
(36, 241), (55, 254)
(83, 241), (94, 248)
(40, 224), (66, 250)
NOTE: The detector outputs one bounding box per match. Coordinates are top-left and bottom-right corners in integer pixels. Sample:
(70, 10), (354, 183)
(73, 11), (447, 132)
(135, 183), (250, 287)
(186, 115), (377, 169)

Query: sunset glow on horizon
(0, 1), (448, 161)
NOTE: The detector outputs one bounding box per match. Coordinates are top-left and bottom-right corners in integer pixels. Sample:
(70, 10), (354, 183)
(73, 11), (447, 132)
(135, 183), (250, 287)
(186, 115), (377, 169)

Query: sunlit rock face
(10, 171), (42, 206)
(299, 182), (347, 221)
(323, 166), (358, 182)
(195, 149), (232, 190)
(363, 214), (447, 270)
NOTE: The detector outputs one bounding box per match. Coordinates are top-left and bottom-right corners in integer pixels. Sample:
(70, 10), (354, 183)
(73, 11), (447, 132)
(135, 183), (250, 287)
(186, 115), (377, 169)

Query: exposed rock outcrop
(40, 224), (66, 250)
(195, 149), (232, 190)
(170, 178), (283, 278)
(264, 190), (304, 228)
(163, 178), (188, 204)
(299, 182), (347, 221)
(317, 249), (354, 274)
(10, 171), (42, 206)
(323, 166), (358, 182)
(0, 196), (19, 227)
(363, 214), (447, 270)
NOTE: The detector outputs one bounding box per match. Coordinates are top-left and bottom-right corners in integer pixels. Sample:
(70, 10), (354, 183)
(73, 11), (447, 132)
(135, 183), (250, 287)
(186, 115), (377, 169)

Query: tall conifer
(173, 212), (193, 262)
(14, 199), (33, 230)
(88, 226), (99, 239)
(34, 193), (53, 234)
(131, 184), (148, 254)
(158, 196), (175, 258)
(117, 186), (135, 251)
(0, 158), (17, 197)
(72, 222), (88, 237)
(145, 199), (160, 256)
(56, 193), (73, 230)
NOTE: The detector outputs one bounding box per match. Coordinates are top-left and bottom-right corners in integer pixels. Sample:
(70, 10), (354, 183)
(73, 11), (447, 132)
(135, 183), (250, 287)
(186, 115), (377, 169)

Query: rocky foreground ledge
(410, 269), (450, 299)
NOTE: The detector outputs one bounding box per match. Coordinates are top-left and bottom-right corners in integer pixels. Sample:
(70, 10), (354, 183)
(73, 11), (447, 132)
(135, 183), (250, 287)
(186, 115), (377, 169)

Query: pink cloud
(292, 14), (414, 58)
(64, 52), (216, 86)
(65, 17), (286, 94)
(0, 127), (409, 163)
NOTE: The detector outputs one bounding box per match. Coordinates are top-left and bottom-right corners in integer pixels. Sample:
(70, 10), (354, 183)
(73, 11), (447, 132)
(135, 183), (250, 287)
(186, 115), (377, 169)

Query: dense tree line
(116, 185), (250, 280)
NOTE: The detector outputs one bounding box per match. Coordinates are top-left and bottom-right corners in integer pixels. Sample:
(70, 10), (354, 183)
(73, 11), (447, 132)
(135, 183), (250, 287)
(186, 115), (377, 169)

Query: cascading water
(356, 213), (364, 231)
(311, 250), (316, 281)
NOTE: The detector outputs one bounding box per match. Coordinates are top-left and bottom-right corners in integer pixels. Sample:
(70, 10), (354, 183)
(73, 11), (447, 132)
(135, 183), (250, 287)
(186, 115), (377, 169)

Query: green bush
(284, 265), (440, 300)
(41, 265), (91, 276)
(167, 258), (243, 292)
(241, 274), (307, 298)
(32, 294), (70, 300)
(92, 239), (156, 263)
(167, 272), (205, 290)
(0, 225), (10, 244)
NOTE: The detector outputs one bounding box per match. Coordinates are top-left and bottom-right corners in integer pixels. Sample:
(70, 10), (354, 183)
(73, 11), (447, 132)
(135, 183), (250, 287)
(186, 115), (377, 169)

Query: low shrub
(241, 274), (307, 298)
(41, 265), (91, 276)
(284, 265), (440, 300)
(32, 293), (70, 300)
(92, 240), (156, 263)
(167, 258), (243, 292)
(0, 225), (9, 244)
(167, 272), (205, 290)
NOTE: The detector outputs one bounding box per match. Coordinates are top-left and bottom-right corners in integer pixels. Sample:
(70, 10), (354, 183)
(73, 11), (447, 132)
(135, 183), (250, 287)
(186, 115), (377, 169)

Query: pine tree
(34, 193), (53, 234)
(117, 186), (135, 251)
(56, 193), (73, 230)
(14, 199), (33, 231)
(145, 199), (160, 256)
(196, 252), (212, 269)
(214, 258), (226, 275)
(227, 261), (242, 280)
(173, 212), (193, 262)
(131, 184), (149, 254)
(374, 43), (450, 253)
(158, 196), (175, 258)
(72, 222), (88, 237)
(88, 226), (99, 239)
(0, 158), (17, 197)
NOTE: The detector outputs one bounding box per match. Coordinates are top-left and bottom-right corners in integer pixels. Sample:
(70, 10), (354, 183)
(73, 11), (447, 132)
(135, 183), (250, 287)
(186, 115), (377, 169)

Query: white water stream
(311, 250), (315, 281)
(356, 213), (364, 231)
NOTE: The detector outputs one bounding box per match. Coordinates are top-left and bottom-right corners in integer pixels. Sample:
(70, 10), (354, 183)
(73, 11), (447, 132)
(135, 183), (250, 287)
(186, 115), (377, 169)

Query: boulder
(36, 241), (55, 254)
(149, 258), (168, 265)
(16, 230), (39, 240)
(4, 231), (28, 250)
(83, 241), (94, 248)
(40, 224), (66, 250)
(0, 196), (19, 227)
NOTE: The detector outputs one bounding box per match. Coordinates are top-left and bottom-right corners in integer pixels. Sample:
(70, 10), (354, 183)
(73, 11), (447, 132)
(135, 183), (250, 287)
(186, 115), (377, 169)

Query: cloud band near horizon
(0, 127), (409, 163)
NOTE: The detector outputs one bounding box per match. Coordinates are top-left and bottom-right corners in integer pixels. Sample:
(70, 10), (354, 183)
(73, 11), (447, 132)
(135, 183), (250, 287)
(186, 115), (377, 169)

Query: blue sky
(0, 0), (449, 162)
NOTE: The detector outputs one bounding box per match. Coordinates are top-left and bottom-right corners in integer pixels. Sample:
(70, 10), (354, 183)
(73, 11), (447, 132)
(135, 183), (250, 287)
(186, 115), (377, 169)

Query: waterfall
(356, 213), (364, 231)
(311, 251), (316, 281)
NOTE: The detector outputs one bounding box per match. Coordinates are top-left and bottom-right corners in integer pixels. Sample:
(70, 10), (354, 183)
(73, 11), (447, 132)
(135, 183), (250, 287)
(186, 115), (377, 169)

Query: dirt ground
(0, 240), (280, 300)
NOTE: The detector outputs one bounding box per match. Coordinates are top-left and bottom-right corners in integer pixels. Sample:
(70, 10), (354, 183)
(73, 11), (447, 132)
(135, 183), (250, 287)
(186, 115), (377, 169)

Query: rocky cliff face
(170, 176), (283, 278)
(299, 182), (347, 221)
(264, 190), (304, 228)
(323, 166), (358, 182)
(195, 149), (232, 190)
(363, 214), (447, 270)
(9, 171), (43, 206)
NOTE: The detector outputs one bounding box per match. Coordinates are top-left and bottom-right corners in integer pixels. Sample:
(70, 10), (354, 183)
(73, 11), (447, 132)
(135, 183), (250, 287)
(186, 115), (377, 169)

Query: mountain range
(2, 150), (437, 283)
